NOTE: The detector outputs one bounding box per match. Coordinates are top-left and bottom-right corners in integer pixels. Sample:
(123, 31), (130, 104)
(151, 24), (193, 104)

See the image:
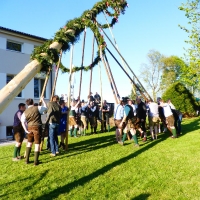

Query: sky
(0, 0), (189, 102)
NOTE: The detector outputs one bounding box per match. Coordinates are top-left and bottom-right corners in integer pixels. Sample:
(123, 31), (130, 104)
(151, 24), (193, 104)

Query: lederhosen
(81, 106), (88, 128)
(75, 107), (81, 127)
(69, 109), (77, 126)
(88, 106), (97, 128)
(124, 105), (137, 131)
(114, 105), (124, 129)
(103, 104), (109, 126)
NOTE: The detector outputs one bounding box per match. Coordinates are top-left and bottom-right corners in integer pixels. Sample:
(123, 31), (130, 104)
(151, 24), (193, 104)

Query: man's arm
(21, 113), (30, 133)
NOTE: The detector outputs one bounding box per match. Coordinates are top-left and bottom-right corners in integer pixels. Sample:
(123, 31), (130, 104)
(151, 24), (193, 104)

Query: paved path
(0, 140), (15, 146)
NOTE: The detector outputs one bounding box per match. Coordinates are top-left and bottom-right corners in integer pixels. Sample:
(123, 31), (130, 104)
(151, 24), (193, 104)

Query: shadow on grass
(0, 170), (49, 198)
(131, 193), (151, 200)
(35, 134), (168, 200)
(181, 117), (200, 134)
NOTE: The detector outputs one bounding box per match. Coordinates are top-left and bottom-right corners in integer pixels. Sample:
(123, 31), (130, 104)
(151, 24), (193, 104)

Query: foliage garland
(31, 0), (128, 73)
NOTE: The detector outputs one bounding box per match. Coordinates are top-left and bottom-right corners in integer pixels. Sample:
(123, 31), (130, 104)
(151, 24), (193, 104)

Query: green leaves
(31, 0), (128, 73)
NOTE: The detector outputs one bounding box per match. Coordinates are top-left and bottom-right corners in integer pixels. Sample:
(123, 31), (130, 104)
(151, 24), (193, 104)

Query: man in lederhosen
(119, 97), (139, 147)
(12, 103), (26, 161)
(114, 100), (124, 142)
(21, 97), (47, 165)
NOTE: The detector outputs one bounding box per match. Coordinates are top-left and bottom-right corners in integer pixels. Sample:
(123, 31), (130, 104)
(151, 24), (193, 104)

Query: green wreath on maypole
(31, 0), (128, 73)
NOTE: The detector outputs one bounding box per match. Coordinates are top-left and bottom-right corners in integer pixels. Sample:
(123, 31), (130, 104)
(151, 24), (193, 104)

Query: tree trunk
(0, 41), (62, 114)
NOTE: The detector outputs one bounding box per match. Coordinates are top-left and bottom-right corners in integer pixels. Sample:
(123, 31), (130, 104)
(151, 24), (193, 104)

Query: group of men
(114, 97), (182, 147)
(12, 92), (111, 165)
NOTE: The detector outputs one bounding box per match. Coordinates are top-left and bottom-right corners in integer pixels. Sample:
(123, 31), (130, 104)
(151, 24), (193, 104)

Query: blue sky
(0, 0), (189, 102)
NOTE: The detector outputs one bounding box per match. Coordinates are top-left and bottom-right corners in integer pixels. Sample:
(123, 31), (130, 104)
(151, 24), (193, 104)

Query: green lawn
(1, 118), (200, 200)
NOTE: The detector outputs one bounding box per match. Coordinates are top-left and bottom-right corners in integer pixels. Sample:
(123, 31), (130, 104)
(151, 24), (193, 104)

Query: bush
(162, 82), (198, 115)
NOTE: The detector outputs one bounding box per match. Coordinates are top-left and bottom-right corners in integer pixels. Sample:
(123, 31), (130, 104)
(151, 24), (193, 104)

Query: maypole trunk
(0, 41), (62, 114)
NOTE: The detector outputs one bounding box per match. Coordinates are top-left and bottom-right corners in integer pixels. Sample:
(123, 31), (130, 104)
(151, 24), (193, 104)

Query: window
(34, 78), (46, 98)
(6, 75), (22, 97)
(6, 40), (22, 52)
(6, 126), (14, 140)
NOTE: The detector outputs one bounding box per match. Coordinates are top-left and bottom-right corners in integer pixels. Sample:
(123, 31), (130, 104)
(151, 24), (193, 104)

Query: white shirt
(162, 103), (173, 118)
(149, 102), (159, 117)
(21, 105), (47, 123)
(114, 104), (124, 120)
(131, 104), (137, 116)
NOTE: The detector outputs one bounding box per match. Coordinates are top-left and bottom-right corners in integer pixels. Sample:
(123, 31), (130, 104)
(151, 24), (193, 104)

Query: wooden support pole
(104, 55), (120, 103)
(65, 45), (74, 151)
(78, 27), (87, 98)
(100, 46), (118, 104)
(103, 12), (136, 97)
(39, 67), (51, 102)
(106, 47), (148, 101)
(50, 50), (63, 101)
(98, 62), (104, 132)
(101, 28), (153, 101)
(89, 35), (95, 96)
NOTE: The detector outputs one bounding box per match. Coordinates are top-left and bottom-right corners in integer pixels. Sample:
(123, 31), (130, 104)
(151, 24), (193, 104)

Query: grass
(1, 117), (200, 200)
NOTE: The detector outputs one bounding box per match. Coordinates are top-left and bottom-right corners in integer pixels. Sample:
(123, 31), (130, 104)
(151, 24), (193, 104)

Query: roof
(0, 26), (47, 42)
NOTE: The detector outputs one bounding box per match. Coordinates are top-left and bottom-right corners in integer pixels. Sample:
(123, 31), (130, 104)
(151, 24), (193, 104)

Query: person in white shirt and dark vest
(21, 97), (47, 165)
(114, 100), (124, 142)
(12, 103), (26, 161)
(102, 100), (110, 132)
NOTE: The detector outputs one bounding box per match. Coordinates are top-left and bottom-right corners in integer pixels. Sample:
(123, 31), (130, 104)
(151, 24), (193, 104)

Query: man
(159, 99), (177, 138)
(46, 95), (61, 156)
(88, 101), (97, 134)
(157, 97), (167, 133)
(12, 103), (26, 161)
(119, 97), (139, 147)
(102, 100), (110, 132)
(21, 97), (47, 165)
(58, 100), (68, 149)
(136, 97), (147, 142)
(80, 99), (89, 136)
(167, 99), (176, 110)
(114, 100), (124, 142)
(69, 98), (80, 137)
(94, 92), (101, 104)
(147, 100), (160, 140)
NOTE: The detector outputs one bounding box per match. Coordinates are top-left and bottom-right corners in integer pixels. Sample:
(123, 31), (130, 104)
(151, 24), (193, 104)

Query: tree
(162, 82), (198, 115)
(139, 50), (164, 101)
(179, 0), (200, 91)
(160, 56), (187, 92)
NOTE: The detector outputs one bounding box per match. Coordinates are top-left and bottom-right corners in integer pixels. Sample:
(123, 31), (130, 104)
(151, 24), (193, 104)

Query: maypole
(0, 0), (128, 114)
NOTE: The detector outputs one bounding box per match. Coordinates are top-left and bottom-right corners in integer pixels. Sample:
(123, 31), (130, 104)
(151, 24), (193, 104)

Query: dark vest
(24, 106), (42, 126)
(125, 105), (134, 120)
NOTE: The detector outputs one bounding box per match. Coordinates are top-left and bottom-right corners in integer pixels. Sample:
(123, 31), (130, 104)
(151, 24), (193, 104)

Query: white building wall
(0, 37), (6, 50)
(0, 30), (50, 140)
